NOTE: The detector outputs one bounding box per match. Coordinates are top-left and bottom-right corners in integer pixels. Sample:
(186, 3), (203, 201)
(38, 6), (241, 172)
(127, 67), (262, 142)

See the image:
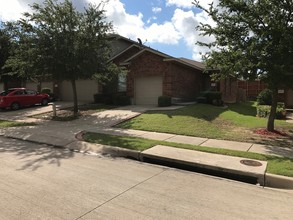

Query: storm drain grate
(240, 159), (262, 167)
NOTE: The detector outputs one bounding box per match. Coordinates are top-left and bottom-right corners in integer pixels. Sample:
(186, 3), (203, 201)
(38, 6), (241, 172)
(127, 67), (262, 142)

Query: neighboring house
(0, 34), (209, 105)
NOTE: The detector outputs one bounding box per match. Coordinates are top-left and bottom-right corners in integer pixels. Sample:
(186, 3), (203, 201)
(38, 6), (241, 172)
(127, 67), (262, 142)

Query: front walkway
(287, 111), (293, 123)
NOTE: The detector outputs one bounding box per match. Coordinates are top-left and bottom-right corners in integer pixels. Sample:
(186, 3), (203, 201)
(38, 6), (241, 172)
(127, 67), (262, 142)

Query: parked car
(0, 88), (50, 110)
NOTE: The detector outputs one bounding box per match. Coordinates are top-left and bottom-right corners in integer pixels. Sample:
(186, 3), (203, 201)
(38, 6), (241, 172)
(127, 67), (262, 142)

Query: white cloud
(196, 0), (220, 10)
(0, 0), (93, 21)
(0, 0), (28, 21)
(0, 0), (216, 61)
(95, 0), (216, 59)
(152, 7), (162, 13)
(147, 16), (157, 24)
(143, 22), (181, 44)
(166, 0), (218, 9)
(172, 8), (215, 60)
(166, 0), (194, 9)
(103, 0), (180, 45)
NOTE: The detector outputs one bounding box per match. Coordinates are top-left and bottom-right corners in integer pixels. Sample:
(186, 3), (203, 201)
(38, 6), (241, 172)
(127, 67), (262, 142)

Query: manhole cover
(75, 131), (85, 141)
(240, 159), (262, 167)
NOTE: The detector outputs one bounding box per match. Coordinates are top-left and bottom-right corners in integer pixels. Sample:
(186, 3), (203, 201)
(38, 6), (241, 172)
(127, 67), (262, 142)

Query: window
(26, 90), (37, 95)
(118, 74), (126, 92)
(14, 90), (26, 95)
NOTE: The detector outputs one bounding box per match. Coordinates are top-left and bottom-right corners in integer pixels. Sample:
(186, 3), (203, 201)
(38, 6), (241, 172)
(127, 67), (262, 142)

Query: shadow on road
(0, 137), (74, 171)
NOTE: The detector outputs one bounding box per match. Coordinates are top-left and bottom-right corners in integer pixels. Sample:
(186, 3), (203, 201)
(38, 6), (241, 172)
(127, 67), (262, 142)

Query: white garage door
(60, 79), (99, 102)
(135, 76), (163, 105)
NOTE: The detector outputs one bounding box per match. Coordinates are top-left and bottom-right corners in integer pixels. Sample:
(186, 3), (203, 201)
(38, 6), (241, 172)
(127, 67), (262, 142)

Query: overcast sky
(0, 0), (217, 61)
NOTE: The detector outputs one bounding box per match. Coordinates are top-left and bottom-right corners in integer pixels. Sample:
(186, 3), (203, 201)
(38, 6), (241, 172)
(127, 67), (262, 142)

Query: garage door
(135, 76), (163, 105)
(60, 79), (99, 102)
(287, 89), (293, 107)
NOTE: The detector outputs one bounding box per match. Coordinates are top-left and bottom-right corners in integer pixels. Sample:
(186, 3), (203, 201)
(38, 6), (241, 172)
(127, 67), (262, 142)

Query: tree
(194, 0), (293, 131)
(6, 0), (118, 116)
(0, 22), (14, 90)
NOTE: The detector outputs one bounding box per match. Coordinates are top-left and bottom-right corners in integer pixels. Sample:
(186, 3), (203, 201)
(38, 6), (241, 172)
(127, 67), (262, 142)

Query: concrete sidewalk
(85, 127), (293, 159)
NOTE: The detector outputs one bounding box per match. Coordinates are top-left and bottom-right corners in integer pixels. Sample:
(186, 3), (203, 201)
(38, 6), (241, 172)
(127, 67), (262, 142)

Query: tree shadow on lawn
(137, 102), (256, 122)
(146, 104), (227, 122)
(0, 137), (74, 171)
(226, 102), (257, 116)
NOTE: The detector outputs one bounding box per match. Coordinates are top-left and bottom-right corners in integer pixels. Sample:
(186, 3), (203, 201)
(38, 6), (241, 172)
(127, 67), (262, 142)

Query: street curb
(66, 140), (141, 160)
(265, 173), (293, 189)
(100, 145), (141, 160)
(140, 145), (267, 186)
(76, 131), (293, 189)
(2, 130), (292, 190)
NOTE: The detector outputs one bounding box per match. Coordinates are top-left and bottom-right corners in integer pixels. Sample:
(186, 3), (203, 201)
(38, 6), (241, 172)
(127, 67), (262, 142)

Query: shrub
(196, 96), (207, 103)
(113, 93), (131, 106)
(41, 88), (51, 94)
(199, 91), (222, 105)
(93, 93), (130, 106)
(256, 102), (286, 119)
(158, 96), (172, 107)
(276, 102), (286, 119)
(93, 93), (113, 104)
(256, 105), (271, 118)
(257, 89), (272, 105)
(212, 99), (224, 106)
(41, 88), (57, 101)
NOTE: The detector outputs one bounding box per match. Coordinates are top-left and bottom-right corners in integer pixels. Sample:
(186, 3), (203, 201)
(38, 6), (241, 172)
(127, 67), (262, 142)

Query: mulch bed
(254, 128), (288, 137)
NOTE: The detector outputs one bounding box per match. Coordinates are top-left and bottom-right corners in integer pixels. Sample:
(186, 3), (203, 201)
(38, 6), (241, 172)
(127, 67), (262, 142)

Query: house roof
(109, 44), (140, 62)
(109, 34), (206, 71)
(178, 58), (206, 70)
(163, 58), (205, 71)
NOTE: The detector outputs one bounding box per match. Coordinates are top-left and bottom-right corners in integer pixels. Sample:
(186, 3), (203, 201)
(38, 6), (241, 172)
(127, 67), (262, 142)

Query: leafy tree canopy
(4, 0), (120, 115)
(195, 0), (293, 89)
(194, 0), (293, 131)
(0, 22), (13, 79)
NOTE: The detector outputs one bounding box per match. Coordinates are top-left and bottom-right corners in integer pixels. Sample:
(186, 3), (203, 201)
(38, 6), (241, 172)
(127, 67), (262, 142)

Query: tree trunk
(267, 88), (278, 132)
(37, 80), (42, 93)
(71, 79), (78, 117)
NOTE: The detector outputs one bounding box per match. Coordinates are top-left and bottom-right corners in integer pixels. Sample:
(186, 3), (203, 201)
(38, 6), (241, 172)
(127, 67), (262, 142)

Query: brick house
(106, 34), (209, 105)
(0, 34), (209, 105)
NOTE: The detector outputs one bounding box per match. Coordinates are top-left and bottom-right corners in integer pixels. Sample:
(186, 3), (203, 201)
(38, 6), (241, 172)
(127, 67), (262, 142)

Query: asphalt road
(0, 136), (292, 220)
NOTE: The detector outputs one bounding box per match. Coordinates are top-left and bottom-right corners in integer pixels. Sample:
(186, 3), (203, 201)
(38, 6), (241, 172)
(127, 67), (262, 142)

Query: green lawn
(0, 120), (34, 127)
(117, 102), (293, 146)
(83, 132), (293, 177)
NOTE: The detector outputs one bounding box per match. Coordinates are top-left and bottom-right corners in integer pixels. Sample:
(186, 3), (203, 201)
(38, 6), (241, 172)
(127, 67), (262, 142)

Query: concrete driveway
(0, 102), (75, 122)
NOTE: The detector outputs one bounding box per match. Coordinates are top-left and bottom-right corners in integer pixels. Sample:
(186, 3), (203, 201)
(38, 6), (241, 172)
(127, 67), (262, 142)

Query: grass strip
(83, 132), (293, 177)
(0, 120), (35, 127)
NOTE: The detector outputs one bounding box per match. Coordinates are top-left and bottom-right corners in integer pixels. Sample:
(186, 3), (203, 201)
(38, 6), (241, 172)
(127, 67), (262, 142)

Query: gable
(109, 38), (133, 57)
(108, 34), (205, 71)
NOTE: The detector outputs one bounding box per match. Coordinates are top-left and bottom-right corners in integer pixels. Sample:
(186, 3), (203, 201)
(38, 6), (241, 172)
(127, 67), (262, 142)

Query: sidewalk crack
(198, 139), (209, 146)
(163, 134), (176, 141)
(74, 169), (167, 220)
(247, 143), (254, 152)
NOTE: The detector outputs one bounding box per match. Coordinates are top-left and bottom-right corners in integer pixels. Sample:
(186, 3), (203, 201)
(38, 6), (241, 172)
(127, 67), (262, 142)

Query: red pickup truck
(0, 88), (50, 110)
